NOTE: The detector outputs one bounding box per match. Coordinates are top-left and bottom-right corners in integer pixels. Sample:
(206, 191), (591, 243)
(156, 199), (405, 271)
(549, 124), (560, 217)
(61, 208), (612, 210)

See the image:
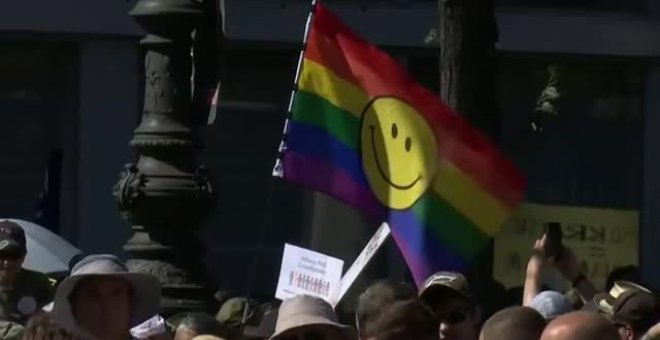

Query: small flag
(207, 82), (220, 125)
(274, 1), (526, 286)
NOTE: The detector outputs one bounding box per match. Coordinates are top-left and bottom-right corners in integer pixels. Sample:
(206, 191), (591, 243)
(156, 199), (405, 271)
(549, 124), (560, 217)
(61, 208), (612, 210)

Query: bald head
(541, 311), (619, 340)
(479, 306), (546, 340)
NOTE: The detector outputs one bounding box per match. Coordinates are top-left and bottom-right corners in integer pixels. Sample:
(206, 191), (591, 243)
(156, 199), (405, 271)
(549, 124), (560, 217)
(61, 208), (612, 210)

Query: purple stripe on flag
(282, 151), (386, 220)
(389, 226), (434, 288)
(389, 208), (467, 286)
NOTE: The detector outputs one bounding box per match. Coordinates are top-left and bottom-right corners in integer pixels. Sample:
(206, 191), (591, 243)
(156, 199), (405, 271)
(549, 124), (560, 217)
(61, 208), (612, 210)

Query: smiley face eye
(405, 137), (412, 152)
(391, 123), (398, 139)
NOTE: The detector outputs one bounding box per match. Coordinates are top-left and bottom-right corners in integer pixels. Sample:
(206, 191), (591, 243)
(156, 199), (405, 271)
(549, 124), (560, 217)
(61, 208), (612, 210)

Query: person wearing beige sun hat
(269, 295), (356, 340)
(51, 254), (161, 340)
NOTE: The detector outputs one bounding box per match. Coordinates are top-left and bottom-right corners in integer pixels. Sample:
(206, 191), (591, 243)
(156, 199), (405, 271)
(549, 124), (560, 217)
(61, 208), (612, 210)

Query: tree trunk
(438, 0), (505, 318)
(439, 0), (499, 138)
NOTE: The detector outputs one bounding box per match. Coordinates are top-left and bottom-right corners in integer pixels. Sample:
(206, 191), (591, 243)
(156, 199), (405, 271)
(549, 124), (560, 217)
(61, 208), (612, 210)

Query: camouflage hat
(215, 297), (258, 328)
(0, 221), (26, 255)
(419, 271), (473, 303)
(0, 320), (24, 340)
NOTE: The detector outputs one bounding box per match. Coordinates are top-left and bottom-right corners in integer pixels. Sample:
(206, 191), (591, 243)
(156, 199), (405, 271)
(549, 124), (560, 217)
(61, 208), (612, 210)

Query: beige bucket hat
(52, 254), (161, 339)
(270, 295), (355, 340)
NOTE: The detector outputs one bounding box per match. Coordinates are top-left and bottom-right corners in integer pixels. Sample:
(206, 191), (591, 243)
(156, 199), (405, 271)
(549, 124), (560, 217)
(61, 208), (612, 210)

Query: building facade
(0, 0), (143, 253)
(216, 0), (660, 303)
(2, 0), (660, 308)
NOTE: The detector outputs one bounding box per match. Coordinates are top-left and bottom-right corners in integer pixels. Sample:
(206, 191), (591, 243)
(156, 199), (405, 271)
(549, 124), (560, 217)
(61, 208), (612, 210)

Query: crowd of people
(0, 219), (658, 340)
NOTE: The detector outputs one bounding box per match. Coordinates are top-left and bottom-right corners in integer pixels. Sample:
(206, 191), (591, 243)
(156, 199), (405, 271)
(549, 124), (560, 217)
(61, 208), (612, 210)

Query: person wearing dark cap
(419, 271), (479, 340)
(0, 220), (53, 324)
(594, 280), (660, 340)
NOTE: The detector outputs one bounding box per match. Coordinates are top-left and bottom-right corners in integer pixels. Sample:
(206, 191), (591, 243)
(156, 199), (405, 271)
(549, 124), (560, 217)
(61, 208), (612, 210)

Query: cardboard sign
(493, 203), (639, 291)
(275, 244), (344, 303)
(334, 223), (391, 306)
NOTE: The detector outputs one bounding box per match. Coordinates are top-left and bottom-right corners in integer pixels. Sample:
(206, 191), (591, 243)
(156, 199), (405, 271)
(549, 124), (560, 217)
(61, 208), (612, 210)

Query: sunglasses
(279, 330), (329, 340)
(436, 309), (468, 324)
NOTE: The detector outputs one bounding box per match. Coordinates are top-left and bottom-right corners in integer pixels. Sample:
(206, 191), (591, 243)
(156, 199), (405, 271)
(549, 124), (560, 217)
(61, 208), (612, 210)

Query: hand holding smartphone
(544, 222), (563, 260)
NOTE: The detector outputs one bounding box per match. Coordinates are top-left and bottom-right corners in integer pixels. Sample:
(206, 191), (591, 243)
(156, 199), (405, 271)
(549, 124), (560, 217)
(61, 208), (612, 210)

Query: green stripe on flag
(412, 193), (491, 260)
(291, 90), (361, 150)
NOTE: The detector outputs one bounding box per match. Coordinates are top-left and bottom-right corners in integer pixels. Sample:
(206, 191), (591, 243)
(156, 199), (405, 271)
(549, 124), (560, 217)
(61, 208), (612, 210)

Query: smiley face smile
(360, 96), (438, 210)
(369, 125), (421, 190)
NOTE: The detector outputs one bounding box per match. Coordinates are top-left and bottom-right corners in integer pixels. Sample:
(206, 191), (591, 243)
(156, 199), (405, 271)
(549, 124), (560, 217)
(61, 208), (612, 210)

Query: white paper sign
(129, 315), (166, 339)
(333, 223), (391, 306)
(275, 244), (344, 304)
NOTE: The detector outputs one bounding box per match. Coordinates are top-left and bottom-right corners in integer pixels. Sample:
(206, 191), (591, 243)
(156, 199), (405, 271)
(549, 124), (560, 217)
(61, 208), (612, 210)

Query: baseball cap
(529, 290), (571, 321)
(419, 271), (473, 304)
(0, 221), (26, 255)
(594, 281), (660, 331)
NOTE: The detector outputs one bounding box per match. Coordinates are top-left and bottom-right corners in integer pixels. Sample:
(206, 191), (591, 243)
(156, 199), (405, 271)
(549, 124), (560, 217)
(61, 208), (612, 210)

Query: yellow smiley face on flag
(360, 97), (438, 210)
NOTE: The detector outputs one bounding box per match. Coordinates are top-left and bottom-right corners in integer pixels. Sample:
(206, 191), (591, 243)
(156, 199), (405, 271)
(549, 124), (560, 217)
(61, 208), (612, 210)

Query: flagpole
(287, 0), (318, 114)
(273, 0), (319, 178)
(241, 0), (321, 328)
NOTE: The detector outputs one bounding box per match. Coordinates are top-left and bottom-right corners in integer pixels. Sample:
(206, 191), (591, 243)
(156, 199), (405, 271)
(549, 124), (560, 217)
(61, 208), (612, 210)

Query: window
(0, 43), (78, 233)
(498, 57), (643, 209)
(496, 0), (645, 11)
(406, 54), (644, 209)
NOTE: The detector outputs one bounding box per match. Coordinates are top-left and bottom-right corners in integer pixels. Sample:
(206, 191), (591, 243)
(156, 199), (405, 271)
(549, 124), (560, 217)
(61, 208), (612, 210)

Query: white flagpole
(273, 0), (319, 178)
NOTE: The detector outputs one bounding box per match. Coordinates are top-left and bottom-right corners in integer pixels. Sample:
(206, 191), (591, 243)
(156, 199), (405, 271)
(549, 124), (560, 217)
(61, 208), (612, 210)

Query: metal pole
(114, 0), (217, 315)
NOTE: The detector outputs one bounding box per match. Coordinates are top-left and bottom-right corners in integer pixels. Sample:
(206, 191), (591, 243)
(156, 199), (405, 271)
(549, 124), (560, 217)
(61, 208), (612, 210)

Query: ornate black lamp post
(113, 0), (217, 315)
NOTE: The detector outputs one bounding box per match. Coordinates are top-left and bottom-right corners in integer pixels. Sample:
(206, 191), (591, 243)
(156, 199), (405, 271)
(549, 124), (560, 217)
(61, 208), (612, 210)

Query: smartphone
(544, 222), (563, 259)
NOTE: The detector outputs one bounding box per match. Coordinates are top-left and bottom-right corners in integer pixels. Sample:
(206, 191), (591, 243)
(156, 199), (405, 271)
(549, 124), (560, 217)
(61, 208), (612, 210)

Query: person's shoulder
(18, 269), (51, 282)
(17, 269), (54, 289)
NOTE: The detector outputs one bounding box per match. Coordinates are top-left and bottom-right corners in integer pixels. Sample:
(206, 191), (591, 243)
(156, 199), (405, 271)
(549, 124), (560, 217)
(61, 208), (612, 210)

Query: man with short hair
(594, 281), (660, 340)
(419, 271), (480, 340)
(355, 280), (417, 339)
(541, 311), (619, 340)
(479, 306), (546, 340)
(0, 220), (53, 323)
(174, 313), (223, 340)
(363, 299), (436, 340)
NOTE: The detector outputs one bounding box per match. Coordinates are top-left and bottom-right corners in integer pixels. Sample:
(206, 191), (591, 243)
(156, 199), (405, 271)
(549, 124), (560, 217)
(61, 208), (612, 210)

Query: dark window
(496, 0), (645, 11)
(406, 54), (643, 209)
(498, 57), (643, 209)
(0, 43), (78, 232)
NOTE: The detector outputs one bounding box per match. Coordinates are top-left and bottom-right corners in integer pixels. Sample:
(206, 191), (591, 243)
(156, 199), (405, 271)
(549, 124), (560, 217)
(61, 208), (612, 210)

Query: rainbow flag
(274, 2), (526, 286)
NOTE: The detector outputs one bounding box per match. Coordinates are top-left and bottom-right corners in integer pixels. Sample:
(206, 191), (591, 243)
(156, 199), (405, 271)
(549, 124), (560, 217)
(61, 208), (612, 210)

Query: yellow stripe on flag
(298, 59), (370, 117)
(432, 161), (513, 236)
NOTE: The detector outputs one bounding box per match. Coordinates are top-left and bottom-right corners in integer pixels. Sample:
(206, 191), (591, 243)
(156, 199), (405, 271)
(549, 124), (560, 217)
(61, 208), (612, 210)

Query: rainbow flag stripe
(276, 2), (526, 286)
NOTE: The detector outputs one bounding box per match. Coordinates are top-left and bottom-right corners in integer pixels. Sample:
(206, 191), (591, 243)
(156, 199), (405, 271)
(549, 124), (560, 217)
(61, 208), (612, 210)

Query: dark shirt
(0, 269), (54, 324)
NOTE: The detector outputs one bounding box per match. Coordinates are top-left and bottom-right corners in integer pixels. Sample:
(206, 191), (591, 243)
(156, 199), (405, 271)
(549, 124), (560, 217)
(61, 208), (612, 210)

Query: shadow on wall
(199, 104), (305, 295)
